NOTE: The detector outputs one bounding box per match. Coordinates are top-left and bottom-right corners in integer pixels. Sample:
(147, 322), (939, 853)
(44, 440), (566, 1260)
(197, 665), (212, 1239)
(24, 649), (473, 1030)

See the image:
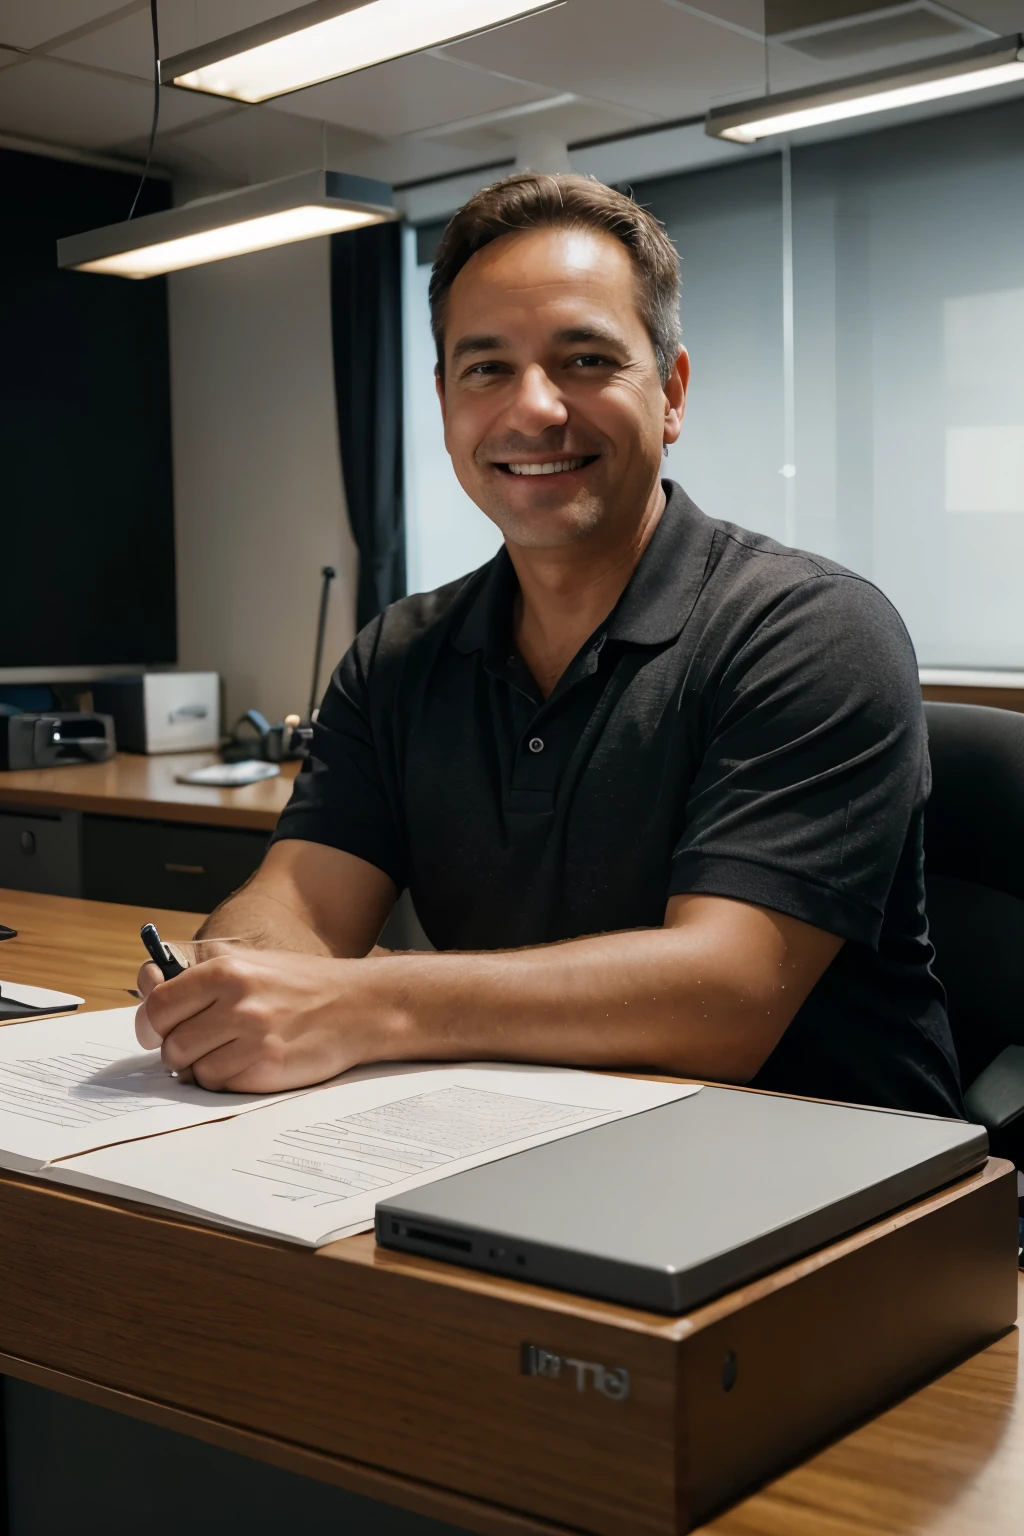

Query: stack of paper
(0, 1007), (309, 1172)
(0, 1007), (701, 1247)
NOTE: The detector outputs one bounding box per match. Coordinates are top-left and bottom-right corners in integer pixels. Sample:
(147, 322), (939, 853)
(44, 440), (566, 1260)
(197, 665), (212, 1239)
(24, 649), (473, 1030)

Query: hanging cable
(128, 0), (161, 220)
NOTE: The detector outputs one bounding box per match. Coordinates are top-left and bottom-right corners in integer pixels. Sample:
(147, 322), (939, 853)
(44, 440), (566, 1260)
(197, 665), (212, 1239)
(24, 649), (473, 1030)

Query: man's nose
(503, 363), (568, 435)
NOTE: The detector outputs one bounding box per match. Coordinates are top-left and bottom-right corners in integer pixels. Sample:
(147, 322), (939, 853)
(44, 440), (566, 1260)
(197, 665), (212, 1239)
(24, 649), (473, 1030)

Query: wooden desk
(0, 887), (205, 1012)
(0, 754), (300, 913)
(0, 889), (1019, 1536)
(0, 752), (299, 832)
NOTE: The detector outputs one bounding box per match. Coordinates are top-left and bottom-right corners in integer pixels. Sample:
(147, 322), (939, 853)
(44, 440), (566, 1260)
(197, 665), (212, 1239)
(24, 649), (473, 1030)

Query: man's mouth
(499, 456), (598, 477)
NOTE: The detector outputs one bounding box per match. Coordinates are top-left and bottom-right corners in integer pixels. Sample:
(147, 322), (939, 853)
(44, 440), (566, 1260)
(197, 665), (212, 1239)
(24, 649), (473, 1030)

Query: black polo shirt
(274, 482), (963, 1119)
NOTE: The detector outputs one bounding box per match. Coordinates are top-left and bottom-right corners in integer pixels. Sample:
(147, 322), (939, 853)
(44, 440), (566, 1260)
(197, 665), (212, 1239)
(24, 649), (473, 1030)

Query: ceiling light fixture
(57, 169), (396, 279)
(162, 0), (566, 104)
(706, 34), (1024, 143)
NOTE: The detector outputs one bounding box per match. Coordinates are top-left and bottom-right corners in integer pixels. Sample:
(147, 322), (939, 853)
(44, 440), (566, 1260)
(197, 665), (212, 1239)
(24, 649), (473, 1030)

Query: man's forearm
(142, 894), (840, 1093)
(195, 883), (334, 954)
(194, 841), (399, 957)
(371, 909), (819, 1082)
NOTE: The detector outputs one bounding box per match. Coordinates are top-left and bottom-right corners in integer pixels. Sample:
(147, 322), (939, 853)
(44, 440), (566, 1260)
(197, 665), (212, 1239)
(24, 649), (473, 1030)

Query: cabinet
(0, 806), (267, 912)
(81, 816), (268, 912)
(0, 807), (82, 897)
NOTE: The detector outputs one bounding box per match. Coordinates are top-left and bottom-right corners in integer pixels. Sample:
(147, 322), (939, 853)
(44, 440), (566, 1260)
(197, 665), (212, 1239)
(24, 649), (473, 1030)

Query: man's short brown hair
(429, 172), (681, 385)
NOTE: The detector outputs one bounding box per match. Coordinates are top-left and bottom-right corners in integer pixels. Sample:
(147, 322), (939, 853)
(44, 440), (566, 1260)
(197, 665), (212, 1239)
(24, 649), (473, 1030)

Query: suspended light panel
(57, 170), (395, 279)
(706, 34), (1024, 143)
(163, 0), (565, 104)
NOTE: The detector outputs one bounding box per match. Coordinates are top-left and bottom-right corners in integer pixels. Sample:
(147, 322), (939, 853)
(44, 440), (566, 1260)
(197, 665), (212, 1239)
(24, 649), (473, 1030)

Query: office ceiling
(0, 0), (1022, 192)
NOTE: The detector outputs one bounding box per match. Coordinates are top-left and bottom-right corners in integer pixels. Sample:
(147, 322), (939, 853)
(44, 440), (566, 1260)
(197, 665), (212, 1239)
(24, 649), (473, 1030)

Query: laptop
(376, 1085), (986, 1313)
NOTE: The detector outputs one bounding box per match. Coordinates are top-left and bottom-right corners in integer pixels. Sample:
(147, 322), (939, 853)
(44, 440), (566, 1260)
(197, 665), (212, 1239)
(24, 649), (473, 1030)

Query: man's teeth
(507, 458), (588, 476)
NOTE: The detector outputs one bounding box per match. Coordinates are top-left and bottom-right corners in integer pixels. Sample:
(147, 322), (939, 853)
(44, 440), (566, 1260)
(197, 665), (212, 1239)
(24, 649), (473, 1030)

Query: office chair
(923, 701), (1024, 1166)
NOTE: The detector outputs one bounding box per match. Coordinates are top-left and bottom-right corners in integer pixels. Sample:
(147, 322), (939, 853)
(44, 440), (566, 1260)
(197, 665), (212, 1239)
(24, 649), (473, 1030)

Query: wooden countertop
(0, 887), (1019, 1535)
(0, 752), (300, 831)
(0, 887), (205, 1011)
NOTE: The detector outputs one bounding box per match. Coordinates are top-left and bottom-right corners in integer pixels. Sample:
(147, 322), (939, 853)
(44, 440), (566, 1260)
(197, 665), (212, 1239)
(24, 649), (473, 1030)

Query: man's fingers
(144, 953), (258, 1036)
(135, 1002), (161, 1049)
(137, 961), (164, 999)
(159, 1007), (241, 1073)
(187, 1037), (273, 1093)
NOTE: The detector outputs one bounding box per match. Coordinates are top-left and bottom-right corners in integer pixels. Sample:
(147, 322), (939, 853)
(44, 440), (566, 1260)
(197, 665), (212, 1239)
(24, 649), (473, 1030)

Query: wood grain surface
(0, 887), (205, 1012)
(707, 1292), (1022, 1535)
(0, 752), (299, 829)
(920, 683), (1024, 715)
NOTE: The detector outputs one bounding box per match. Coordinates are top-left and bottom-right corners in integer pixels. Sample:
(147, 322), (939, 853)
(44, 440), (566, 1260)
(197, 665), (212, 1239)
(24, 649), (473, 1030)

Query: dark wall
(0, 148), (177, 667)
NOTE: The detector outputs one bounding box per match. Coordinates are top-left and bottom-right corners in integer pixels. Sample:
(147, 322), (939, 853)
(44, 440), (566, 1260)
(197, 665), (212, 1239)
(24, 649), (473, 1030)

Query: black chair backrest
(923, 701), (1024, 1088)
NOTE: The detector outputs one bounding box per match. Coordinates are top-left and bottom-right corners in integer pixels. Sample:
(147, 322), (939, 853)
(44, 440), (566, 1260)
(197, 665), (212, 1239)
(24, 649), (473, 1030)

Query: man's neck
(508, 479), (667, 700)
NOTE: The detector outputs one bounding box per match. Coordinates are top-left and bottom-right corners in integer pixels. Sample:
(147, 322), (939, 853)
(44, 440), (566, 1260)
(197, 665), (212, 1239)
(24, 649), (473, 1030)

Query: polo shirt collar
(451, 481), (715, 655)
(451, 544), (517, 657)
(605, 482), (716, 646)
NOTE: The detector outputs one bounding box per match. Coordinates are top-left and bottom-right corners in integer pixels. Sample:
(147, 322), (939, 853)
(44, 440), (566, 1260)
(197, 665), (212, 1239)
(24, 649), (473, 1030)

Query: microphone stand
(308, 565), (336, 726)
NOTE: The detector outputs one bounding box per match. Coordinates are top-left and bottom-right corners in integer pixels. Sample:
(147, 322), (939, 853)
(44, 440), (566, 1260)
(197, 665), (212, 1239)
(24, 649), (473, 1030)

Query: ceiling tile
(0, 1), (142, 51)
(662, 1), (766, 34)
(149, 102), (497, 189)
(947, 0), (1024, 26)
(52, 6), (205, 79)
(0, 56), (230, 149)
(267, 52), (553, 137)
(426, 95), (651, 154)
(442, 0), (768, 117)
(334, 133), (514, 185)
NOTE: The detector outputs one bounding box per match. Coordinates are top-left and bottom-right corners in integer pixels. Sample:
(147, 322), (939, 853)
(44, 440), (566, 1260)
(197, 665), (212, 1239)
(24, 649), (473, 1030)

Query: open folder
(0, 1006), (700, 1247)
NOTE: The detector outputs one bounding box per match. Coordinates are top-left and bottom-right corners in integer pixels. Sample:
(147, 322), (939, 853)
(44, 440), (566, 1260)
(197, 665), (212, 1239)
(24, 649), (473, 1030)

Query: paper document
(46, 1065), (701, 1247)
(0, 1007), (311, 1172)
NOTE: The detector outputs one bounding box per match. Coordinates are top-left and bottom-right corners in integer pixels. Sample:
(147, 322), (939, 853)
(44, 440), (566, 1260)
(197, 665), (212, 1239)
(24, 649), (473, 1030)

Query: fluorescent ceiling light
(163, 0), (565, 104)
(57, 169), (395, 279)
(706, 34), (1024, 143)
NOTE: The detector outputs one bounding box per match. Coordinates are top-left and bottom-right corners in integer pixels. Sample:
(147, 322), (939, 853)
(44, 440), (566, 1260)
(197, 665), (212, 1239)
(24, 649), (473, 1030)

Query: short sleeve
(669, 574), (925, 947)
(270, 622), (407, 887)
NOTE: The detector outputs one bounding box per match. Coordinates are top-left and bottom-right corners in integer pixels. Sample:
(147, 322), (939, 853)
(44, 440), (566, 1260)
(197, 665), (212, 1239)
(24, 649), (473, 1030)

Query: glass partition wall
(403, 77), (1024, 669)
(651, 96), (1024, 669)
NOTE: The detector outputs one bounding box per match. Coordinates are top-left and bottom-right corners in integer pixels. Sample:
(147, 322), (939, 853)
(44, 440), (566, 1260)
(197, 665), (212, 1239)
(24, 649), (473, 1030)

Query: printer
(0, 709), (116, 770)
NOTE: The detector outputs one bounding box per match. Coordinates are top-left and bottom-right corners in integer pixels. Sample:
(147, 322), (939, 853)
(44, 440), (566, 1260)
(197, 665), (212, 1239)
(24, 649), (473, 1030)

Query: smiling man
(137, 173), (963, 1119)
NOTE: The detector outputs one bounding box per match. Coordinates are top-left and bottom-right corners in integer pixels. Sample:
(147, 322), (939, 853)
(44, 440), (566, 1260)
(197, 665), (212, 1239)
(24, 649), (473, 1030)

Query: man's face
(436, 226), (687, 549)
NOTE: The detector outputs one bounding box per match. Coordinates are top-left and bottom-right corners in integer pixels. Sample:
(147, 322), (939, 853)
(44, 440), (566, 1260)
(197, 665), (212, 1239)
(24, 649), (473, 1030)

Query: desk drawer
(82, 816), (268, 912)
(0, 807), (82, 896)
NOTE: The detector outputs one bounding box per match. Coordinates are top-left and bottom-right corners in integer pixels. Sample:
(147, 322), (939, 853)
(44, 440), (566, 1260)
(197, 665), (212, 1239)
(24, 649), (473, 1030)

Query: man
(138, 173), (962, 1119)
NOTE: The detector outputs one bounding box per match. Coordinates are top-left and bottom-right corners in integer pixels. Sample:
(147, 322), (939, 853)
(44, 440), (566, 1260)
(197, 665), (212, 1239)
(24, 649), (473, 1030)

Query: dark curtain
(330, 219), (407, 630)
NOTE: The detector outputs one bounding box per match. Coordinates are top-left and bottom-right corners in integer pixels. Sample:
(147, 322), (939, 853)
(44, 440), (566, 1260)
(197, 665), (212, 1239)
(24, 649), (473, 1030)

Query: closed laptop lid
(377, 1087), (987, 1312)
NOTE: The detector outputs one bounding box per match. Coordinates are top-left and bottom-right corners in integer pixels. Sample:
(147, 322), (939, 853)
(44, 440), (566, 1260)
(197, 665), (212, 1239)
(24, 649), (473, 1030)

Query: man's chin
(477, 482), (608, 550)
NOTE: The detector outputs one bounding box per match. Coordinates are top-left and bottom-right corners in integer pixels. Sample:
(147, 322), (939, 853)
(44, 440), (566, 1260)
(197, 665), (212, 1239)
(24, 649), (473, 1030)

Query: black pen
(140, 922), (185, 981)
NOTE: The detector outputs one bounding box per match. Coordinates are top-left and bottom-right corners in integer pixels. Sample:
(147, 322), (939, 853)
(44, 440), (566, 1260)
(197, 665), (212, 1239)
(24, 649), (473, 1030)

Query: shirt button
(528, 736), (545, 754)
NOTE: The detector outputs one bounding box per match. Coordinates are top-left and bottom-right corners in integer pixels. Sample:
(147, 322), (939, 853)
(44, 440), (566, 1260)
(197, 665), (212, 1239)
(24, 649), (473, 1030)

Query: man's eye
(571, 354), (614, 369)
(466, 361), (508, 376)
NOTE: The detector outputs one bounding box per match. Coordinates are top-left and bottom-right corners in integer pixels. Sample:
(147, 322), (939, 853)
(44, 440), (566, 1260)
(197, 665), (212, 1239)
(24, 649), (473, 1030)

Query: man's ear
(663, 346), (689, 448)
(434, 365), (447, 427)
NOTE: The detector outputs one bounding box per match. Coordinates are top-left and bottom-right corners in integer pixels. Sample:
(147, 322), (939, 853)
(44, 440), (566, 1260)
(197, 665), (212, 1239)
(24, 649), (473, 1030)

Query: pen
(140, 922), (185, 981)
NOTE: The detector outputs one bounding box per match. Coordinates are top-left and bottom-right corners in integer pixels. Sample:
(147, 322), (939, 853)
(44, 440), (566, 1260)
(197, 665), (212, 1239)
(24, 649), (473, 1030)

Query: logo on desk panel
(520, 1344), (631, 1401)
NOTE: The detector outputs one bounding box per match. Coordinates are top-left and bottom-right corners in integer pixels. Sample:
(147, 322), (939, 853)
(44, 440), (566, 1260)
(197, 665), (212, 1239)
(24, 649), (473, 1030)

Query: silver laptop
(376, 1086), (986, 1313)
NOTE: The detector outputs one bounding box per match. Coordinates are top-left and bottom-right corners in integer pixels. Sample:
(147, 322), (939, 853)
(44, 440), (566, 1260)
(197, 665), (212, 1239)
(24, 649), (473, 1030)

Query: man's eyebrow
(554, 325), (629, 350)
(450, 333), (508, 364)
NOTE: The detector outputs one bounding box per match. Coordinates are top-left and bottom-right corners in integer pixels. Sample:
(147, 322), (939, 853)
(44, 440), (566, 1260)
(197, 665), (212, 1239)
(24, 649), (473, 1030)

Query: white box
(92, 673), (221, 754)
